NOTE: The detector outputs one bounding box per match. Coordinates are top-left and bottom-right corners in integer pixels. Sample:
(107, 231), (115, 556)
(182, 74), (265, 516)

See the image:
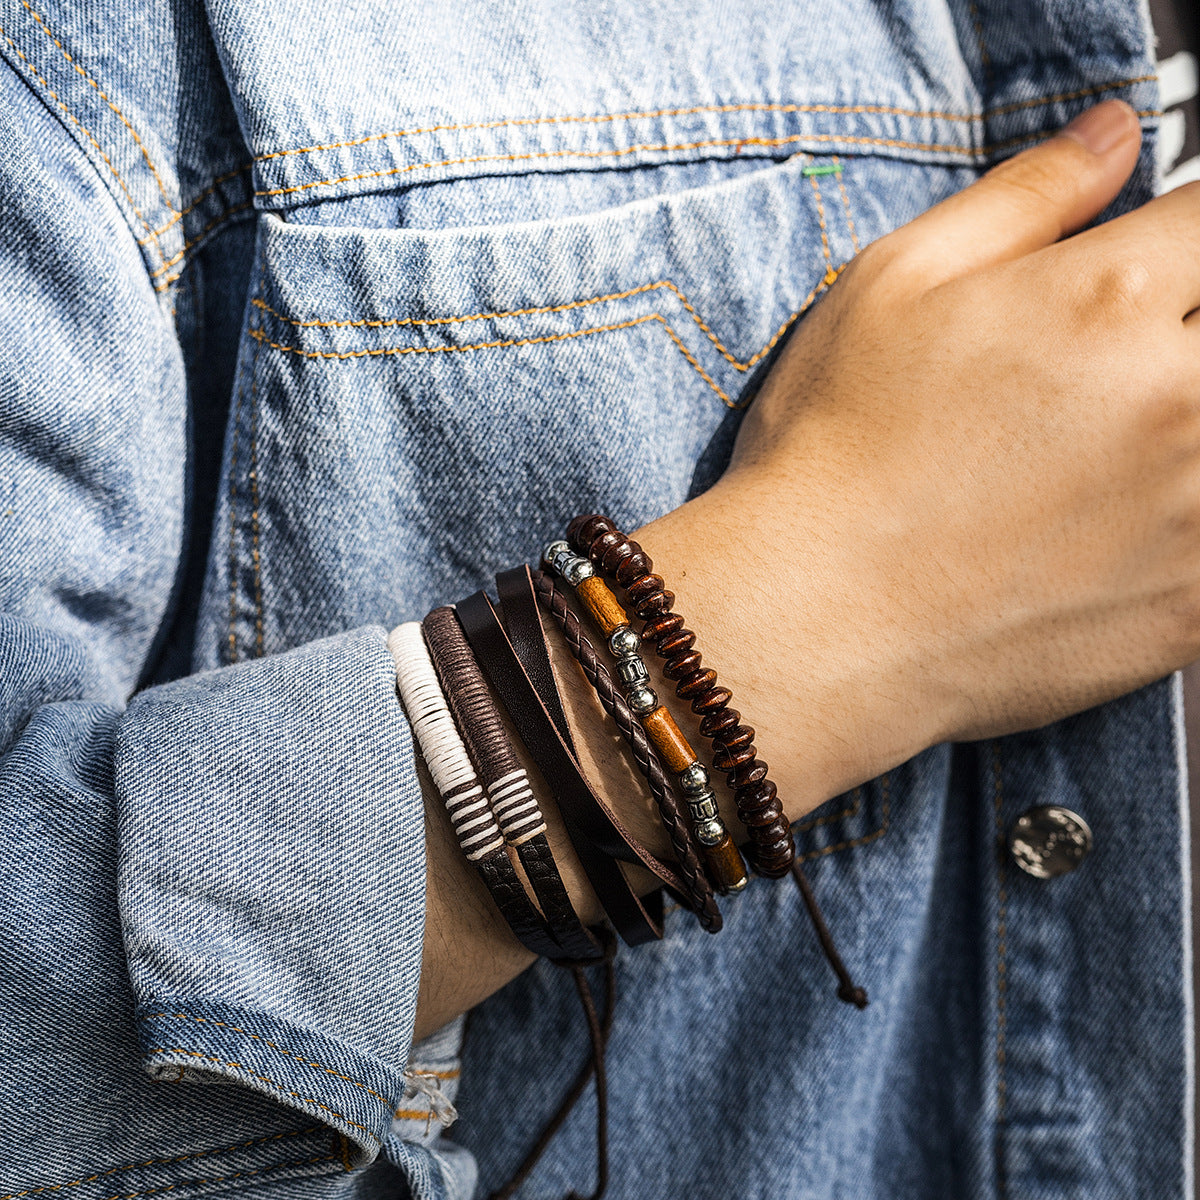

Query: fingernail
(1061, 100), (1137, 155)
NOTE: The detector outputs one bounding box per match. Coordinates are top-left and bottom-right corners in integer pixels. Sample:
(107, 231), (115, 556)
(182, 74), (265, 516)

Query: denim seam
(138, 165), (253, 244)
(252, 104), (1159, 202)
(808, 171), (840, 285)
(18, 0), (175, 214)
(150, 201), (255, 282)
(147, 1047), (383, 1142)
(143, 1010), (402, 1114)
(967, 3), (994, 90)
(0, 1129), (322, 1200)
(831, 157), (861, 254)
(251, 79), (1156, 165)
(795, 773), (891, 863)
(0, 23), (163, 258)
(248, 271), (842, 409)
(253, 269), (808, 373)
(793, 785), (862, 834)
(991, 739), (1009, 1199)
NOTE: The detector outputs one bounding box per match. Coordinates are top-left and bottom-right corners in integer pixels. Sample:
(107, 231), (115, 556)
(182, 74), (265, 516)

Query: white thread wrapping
(389, 622), (504, 861)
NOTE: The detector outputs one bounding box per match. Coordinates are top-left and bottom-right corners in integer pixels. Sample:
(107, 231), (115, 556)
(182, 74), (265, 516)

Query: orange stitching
(393, 1109), (436, 1120)
(795, 772), (890, 862)
(251, 77), (1157, 164)
(793, 786), (862, 834)
(150, 201), (255, 280)
(95, 1154), (340, 1200)
(0, 1130), (318, 1200)
(254, 111), (1161, 200)
(337, 1134), (353, 1174)
(831, 158), (861, 254)
(143, 1011), (396, 1111)
(253, 269), (833, 378)
(148, 1047), (381, 1141)
(808, 172), (839, 285)
(139, 164), (252, 244)
(992, 740), (1008, 1195)
(0, 26), (159, 245)
(968, 3), (994, 88)
(406, 1067), (460, 1080)
(251, 273), (839, 409)
(20, 0), (175, 214)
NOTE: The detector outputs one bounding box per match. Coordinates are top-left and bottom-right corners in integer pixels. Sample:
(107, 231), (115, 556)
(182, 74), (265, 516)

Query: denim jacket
(0, 1), (1184, 1197)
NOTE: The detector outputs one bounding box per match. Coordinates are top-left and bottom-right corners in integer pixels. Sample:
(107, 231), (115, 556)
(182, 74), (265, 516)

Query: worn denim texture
(0, 0), (1185, 1197)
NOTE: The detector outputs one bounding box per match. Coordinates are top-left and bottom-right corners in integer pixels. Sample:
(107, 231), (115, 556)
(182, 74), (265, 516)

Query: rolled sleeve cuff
(114, 626), (425, 1163)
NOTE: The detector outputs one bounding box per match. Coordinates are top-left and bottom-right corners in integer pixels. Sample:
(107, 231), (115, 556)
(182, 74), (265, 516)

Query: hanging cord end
(790, 858), (869, 1010)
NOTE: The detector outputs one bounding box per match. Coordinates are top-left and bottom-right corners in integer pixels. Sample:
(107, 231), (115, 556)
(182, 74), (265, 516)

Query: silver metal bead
(615, 655), (650, 688)
(562, 556), (595, 586)
(687, 790), (719, 821)
(626, 685), (658, 714)
(608, 626), (640, 657)
(695, 818), (726, 846)
(678, 763), (709, 794)
(543, 540), (571, 566)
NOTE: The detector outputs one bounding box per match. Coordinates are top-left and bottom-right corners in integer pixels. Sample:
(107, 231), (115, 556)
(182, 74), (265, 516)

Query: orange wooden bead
(702, 833), (749, 894)
(640, 705), (696, 775)
(576, 574), (629, 638)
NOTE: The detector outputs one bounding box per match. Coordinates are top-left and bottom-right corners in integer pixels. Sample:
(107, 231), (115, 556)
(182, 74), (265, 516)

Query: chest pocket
(209, 150), (975, 663)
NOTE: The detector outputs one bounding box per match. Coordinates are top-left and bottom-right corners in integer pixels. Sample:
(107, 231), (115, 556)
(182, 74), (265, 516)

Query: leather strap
(497, 565), (576, 755)
(456, 588), (666, 947)
(475, 847), (569, 959)
(422, 606), (601, 962)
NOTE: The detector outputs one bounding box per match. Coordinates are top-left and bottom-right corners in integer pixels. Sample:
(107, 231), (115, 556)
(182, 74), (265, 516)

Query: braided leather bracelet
(422, 605), (601, 962)
(524, 568), (723, 931)
(389, 622), (562, 958)
(567, 514), (795, 878)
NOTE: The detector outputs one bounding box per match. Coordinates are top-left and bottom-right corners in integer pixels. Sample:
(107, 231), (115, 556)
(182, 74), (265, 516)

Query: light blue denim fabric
(0, 1), (1184, 1197)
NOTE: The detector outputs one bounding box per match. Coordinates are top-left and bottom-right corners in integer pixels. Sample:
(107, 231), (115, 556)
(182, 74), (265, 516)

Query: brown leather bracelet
(527, 569), (723, 933)
(422, 605), (601, 963)
(456, 587), (669, 947)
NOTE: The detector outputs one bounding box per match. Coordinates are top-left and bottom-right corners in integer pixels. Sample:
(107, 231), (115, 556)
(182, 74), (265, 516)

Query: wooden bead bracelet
(544, 541), (749, 895)
(566, 514), (796, 879)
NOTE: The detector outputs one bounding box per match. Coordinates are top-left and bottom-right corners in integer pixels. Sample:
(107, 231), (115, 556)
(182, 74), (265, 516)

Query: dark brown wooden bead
(701, 833), (749, 894)
(626, 573), (665, 605)
(588, 529), (628, 565)
(675, 669), (719, 700)
(742, 798), (785, 827)
(633, 589), (674, 618)
(713, 744), (756, 772)
(655, 627), (695, 657)
(662, 649), (703, 680)
(736, 778), (776, 814)
(567, 513), (613, 550)
(712, 723), (755, 754)
(691, 685), (733, 714)
(752, 836), (796, 878)
(730, 759), (769, 789)
(599, 539), (636, 576)
(699, 707), (740, 738)
(615, 548), (653, 586)
(641, 612), (684, 642)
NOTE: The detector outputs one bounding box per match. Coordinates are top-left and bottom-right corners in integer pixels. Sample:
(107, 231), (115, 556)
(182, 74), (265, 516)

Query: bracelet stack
(387, 513), (869, 1200)
(386, 514), (861, 1000)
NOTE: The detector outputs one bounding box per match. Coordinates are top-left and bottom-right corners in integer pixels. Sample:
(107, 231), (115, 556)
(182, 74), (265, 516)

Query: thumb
(882, 99), (1142, 287)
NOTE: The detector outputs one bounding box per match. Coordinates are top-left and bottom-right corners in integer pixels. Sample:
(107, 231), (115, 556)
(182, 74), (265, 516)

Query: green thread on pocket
(800, 163), (841, 176)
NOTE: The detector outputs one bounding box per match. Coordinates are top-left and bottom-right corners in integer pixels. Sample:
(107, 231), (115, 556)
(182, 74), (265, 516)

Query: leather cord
(456, 587), (669, 947)
(423, 605), (601, 963)
(526, 569), (723, 934)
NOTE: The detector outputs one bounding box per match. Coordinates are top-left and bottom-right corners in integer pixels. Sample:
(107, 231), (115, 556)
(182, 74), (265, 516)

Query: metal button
(1008, 806), (1093, 878)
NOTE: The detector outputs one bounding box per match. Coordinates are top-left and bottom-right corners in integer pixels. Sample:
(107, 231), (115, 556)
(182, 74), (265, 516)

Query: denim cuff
(114, 626), (425, 1163)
